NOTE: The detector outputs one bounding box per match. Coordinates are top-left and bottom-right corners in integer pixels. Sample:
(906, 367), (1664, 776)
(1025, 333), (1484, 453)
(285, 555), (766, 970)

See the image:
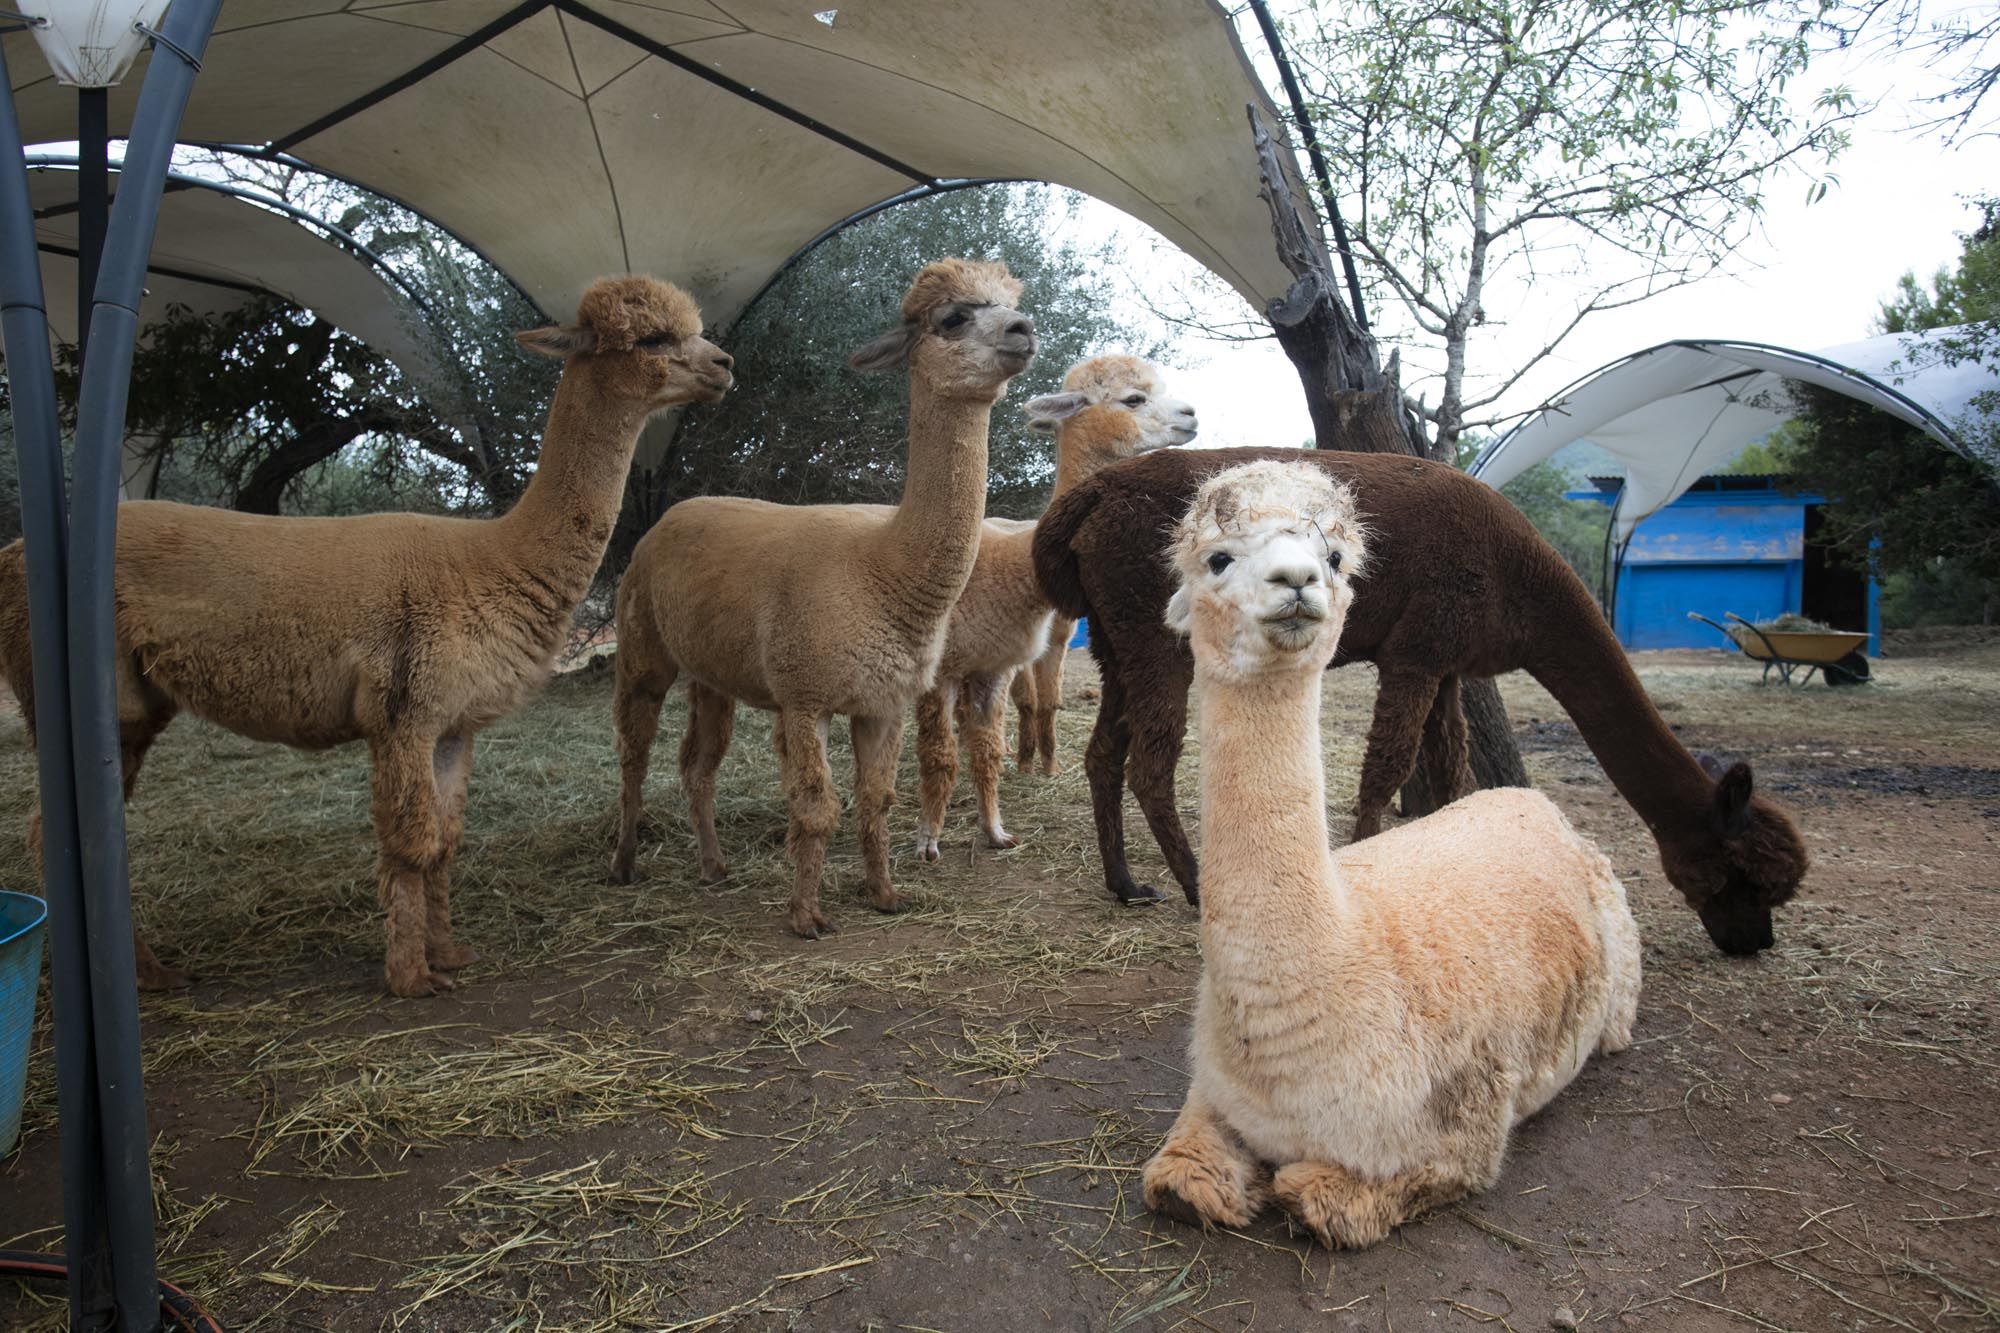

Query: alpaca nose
(712, 351), (734, 371)
(1268, 563), (1320, 590)
(1006, 315), (1035, 338)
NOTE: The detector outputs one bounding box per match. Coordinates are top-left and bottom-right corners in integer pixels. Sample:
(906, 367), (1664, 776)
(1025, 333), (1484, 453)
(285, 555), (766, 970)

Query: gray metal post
(0, 45), (117, 1330)
(77, 88), (107, 356)
(65, 1), (224, 1326)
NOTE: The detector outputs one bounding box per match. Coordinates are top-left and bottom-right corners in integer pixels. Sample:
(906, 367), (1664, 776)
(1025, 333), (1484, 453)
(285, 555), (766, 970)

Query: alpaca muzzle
(1696, 891), (1774, 955)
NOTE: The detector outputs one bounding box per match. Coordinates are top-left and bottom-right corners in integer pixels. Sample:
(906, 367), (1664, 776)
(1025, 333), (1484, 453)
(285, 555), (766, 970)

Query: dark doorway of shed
(1801, 503), (1869, 632)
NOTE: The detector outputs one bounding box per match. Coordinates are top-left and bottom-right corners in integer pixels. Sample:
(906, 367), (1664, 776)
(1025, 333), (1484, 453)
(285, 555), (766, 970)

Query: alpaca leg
(679, 682), (736, 882)
(914, 682), (958, 863)
(851, 712), (908, 914)
(423, 733), (478, 973)
(119, 712), (190, 991)
(1416, 674), (1474, 806)
(963, 672), (1017, 849)
(1030, 636), (1066, 776)
(1351, 669), (1441, 841)
(1142, 1089), (1269, 1229)
(778, 709), (840, 938)
(1271, 1160), (1420, 1250)
(1009, 668), (1037, 773)
(369, 734), (449, 996)
(1084, 644), (1157, 905)
(1125, 652), (1200, 904)
(610, 656), (674, 884)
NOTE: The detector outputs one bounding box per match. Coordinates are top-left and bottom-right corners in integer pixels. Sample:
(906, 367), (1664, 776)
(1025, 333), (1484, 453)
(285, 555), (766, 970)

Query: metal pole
(77, 88), (108, 358)
(68, 1), (223, 1326)
(0, 46), (117, 1332)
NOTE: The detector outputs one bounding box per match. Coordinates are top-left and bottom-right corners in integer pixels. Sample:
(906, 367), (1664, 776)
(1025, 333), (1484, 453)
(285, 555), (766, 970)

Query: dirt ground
(0, 633), (1995, 1332)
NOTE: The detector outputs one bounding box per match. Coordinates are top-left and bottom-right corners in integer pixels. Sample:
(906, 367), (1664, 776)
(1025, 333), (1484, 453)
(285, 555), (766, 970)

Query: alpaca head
(1663, 753), (1810, 955)
(1165, 460), (1367, 681)
(516, 275), (734, 408)
(1023, 356), (1199, 470)
(847, 258), (1037, 400)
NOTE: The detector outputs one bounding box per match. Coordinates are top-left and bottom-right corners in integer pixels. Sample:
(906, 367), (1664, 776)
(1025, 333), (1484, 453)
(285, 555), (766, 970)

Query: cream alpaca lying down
(1141, 459), (1642, 1249)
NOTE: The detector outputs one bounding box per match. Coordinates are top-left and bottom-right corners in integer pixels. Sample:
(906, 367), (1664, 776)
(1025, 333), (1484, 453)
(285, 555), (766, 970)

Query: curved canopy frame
(1469, 330), (2000, 541)
(5, 0), (1310, 331)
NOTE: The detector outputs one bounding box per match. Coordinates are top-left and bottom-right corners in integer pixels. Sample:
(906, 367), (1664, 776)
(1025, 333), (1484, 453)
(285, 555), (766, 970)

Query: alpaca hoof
(428, 943), (478, 972)
(1039, 759), (1062, 777)
(1272, 1161), (1394, 1251)
(983, 828), (1020, 850)
(916, 834), (942, 863)
(868, 889), (909, 915)
(608, 853), (640, 885)
(386, 967), (455, 998)
(136, 961), (192, 992)
(1143, 1144), (1267, 1230)
(1114, 883), (1166, 906)
(700, 858), (730, 884)
(790, 906), (839, 939)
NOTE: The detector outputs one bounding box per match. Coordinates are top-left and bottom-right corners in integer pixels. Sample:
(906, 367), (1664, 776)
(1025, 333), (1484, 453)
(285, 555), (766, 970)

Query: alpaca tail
(1031, 481), (1102, 622)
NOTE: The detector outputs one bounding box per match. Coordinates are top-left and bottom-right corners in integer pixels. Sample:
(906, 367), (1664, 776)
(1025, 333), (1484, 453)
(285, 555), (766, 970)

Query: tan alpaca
(608, 259), (1035, 936)
(0, 277), (733, 997)
(909, 357), (1197, 859)
(1140, 460), (1641, 1249)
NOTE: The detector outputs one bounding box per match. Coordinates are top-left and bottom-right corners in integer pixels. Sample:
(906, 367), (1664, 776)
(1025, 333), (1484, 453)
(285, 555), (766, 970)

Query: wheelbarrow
(1687, 612), (1871, 687)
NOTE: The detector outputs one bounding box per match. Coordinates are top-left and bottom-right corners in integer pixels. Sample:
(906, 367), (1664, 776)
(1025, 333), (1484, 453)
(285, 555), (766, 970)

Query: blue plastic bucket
(0, 890), (48, 1156)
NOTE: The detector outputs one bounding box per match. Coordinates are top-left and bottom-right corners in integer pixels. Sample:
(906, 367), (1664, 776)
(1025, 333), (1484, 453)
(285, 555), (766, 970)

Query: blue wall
(1569, 478), (1880, 654)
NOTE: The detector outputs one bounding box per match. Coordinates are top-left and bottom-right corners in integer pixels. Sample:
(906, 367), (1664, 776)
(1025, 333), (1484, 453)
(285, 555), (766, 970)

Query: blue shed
(1568, 475), (1881, 654)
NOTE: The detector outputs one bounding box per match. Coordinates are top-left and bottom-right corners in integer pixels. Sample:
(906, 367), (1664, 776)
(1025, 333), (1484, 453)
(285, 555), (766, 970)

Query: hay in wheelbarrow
(1687, 611), (1871, 686)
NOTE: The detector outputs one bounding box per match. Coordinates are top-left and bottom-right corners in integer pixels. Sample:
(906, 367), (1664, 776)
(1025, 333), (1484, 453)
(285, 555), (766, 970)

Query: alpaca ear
(1694, 751), (1729, 782)
(1024, 391), (1089, 432)
(516, 324), (597, 359)
(1711, 761), (1755, 838)
(1164, 584), (1193, 636)
(848, 323), (921, 372)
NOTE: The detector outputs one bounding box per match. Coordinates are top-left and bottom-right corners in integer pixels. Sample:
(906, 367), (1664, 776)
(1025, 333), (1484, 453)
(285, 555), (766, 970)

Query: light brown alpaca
(910, 357), (1197, 859)
(0, 277), (733, 996)
(609, 259), (1035, 936)
(1140, 461), (1641, 1249)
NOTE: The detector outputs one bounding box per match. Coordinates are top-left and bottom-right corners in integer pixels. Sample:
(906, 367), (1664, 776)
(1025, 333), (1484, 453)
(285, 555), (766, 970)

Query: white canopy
(3, 1), (1304, 330)
(23, 160), (442, 387)
(1468, 329), (2000, 541)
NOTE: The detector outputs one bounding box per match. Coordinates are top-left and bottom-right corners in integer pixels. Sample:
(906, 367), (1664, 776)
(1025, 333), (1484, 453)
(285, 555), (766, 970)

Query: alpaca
(0, 276), (733, 996)
(908, 357), (1198, 860)
(1139, 460), (1641, 1249)
(1031, 445), (1809, 955)
(608, 259), (1035, 937)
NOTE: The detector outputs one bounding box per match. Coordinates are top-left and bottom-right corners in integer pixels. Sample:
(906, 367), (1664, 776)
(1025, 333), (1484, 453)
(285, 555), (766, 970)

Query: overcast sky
(1081, 8), (2000, 455)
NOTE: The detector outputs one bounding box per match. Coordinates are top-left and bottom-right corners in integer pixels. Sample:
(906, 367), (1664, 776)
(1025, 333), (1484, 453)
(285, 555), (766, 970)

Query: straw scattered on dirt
(1, 637), (1995, 1330)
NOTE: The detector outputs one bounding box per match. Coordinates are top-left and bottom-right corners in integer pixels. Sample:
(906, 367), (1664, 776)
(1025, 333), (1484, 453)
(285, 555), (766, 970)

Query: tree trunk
(1251, 110), (1527, 812)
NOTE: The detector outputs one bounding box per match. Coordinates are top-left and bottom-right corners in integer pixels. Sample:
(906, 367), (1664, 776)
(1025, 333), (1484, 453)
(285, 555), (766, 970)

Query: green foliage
(658, 184), (1167, 520)
(1776, 196), (2000, 626)
(1282, 0), (1855, 452)
(1497, 460), (1605, 594)
(1717, 438), (1789, 475)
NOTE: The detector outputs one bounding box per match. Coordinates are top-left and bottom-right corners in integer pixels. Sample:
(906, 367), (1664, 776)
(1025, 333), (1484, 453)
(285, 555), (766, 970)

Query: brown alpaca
(906, 357), (1198, 859)
(1031, 446), (1810, 955)
(1140, 461), (1639, 1249)
(608, 259), (1035, 937)
(0, 276), (733, 996)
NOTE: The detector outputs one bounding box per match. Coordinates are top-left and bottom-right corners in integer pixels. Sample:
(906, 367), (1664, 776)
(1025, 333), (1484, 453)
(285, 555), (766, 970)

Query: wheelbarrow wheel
(1824, 649), (1871, 687)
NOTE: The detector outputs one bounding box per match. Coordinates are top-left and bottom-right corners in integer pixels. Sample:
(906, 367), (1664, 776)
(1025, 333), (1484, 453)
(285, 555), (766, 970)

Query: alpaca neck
(1194, 659), (1347, 972)
(1051, 421), (1133, 499)
(497, 360), (651, 601)
(1526, 576), (1715, 845)
(879, 377), (994, 616)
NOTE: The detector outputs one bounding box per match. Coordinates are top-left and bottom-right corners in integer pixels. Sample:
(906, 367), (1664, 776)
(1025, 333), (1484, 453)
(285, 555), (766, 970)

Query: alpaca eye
(1122, 394), (1146, 406)
(638, 334), (673, 349)
(1328, 551), (1343, 573)
(1207, 552), (1233, 575)
(939, 310), (969, 331)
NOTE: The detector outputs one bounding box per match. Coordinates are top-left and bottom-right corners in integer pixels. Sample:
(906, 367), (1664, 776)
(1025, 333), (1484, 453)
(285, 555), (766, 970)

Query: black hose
(0, 1250), (224, 1332)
